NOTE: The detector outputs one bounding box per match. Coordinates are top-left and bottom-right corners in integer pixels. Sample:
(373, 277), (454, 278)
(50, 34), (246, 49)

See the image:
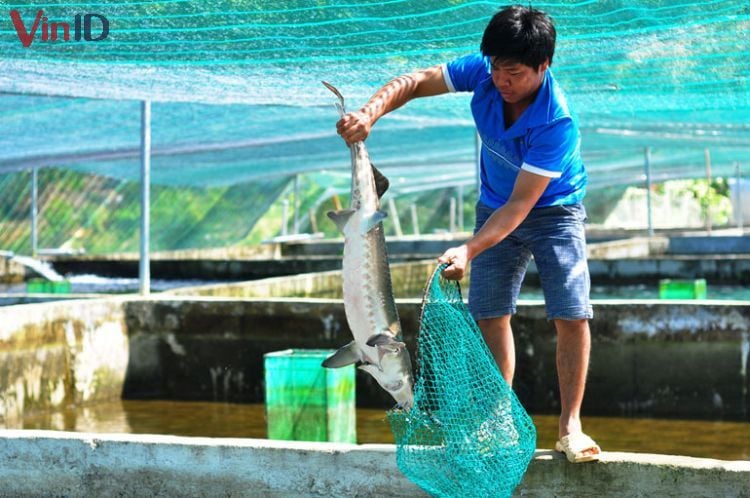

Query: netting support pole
(281, 199), (289, 236)
(410, 204), (420, 236)
(449, 197), (456, 233)
(736, 162), (743, 231)
(293, 174), (300, 235)
(387, 197), (403, 237)
(309, 208), (318, 233)
(644, 147), (654, 237)
(30, 166), (38, 257)
(704, 148), (712, 235)
(457, 184), (464, 232)
(474, 132), (481, 197)
(139, 100), (151, 296)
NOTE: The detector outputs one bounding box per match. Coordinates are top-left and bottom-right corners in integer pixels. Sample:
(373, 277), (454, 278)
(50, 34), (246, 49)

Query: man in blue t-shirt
(335, 5), (600, 463)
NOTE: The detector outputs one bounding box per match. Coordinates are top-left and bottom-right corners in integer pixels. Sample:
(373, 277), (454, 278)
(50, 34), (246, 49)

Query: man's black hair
(480, 5), (556, 68)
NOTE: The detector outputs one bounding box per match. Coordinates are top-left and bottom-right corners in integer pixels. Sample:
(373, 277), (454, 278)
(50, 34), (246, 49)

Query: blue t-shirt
(443, 53), (587, 208)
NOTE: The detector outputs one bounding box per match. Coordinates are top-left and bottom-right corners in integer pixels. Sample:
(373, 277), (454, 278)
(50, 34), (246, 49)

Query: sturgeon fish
(321, 81), (414, 410)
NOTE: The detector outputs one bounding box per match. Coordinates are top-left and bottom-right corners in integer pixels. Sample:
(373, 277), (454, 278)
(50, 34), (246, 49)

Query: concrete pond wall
(0, 298), (130, 423)
(1, 283), (750, 495)
(165, 260), (438, 299)
(1, 292), (749, 421)
(1, 431), (749, 497)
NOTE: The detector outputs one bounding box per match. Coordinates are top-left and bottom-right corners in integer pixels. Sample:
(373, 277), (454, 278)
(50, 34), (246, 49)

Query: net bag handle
(418, 263), (463, 324)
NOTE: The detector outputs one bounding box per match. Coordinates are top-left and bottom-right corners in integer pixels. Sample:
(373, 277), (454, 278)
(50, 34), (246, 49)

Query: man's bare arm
(439, 170), (552, 280)
(336, 65), (449, 144)
(466, 170), (551, 257)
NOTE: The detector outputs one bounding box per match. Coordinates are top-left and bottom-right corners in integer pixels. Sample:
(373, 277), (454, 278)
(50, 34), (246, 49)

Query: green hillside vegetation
(0, 167), (735, 256)
(0, 168), (287, 254)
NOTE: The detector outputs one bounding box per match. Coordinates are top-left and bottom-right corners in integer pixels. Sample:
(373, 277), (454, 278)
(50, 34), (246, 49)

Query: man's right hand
(336, 110), (372, 145)
(438, 244), (470, 281)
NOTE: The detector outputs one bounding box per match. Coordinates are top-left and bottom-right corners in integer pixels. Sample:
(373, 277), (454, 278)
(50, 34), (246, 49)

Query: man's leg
(554, 318), (598, 457)
(468, 203), (529, 387)
(478, 315), (515, 386)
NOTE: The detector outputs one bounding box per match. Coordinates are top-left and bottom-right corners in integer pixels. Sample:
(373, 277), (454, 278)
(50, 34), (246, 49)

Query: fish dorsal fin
(327, 209), (355, 232)
(363, 210), (388, 234)
(321, 341), (360, 368)
(370, 163), (390, 199)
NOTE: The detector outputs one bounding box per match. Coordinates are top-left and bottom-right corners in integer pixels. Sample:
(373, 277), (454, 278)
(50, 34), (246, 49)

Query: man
(335, 5), (600, 463)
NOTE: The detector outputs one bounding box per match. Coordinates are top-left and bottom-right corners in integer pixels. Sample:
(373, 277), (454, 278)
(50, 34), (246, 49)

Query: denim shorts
(468, 201), (593, 321)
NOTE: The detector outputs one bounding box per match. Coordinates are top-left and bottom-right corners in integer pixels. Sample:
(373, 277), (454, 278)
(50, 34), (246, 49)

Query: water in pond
(7, 400), (749, 461)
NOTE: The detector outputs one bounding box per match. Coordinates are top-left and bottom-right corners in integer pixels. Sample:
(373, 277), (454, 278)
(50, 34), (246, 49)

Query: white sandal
(555, 432), (601, 463)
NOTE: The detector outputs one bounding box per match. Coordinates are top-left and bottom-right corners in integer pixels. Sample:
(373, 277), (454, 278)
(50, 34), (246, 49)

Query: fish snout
(363, 352), (415, 410)
(391, 382), (414, 410)
(386, 367), (414, 410)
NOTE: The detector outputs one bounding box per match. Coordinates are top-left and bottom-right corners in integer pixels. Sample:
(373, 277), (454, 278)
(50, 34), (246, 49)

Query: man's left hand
(438, 245), (469, 280)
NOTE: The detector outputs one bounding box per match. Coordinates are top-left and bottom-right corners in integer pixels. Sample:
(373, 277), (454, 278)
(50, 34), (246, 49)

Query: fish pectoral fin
(327, 209), (356, 232)
(363, 210), (388, 234)
(367, 333), (406, 365)
(371, 163), (390, 199)
(322, 341), (360, 368)
(366, 333), (404, 349)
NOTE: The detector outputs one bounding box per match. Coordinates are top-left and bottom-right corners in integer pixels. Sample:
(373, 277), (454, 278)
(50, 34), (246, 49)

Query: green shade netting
(0, 0), (748, 185)
(1, 1), (748, 252)
(0, 167), (290, 253)
(388, 264), (536, 498)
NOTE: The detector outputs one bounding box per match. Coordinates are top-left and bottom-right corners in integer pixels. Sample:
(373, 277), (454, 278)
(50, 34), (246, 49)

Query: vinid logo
(10, 10), (110, 47)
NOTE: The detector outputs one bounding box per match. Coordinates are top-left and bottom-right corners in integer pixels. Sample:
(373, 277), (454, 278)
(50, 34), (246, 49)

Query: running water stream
(9, 255), (64, 281)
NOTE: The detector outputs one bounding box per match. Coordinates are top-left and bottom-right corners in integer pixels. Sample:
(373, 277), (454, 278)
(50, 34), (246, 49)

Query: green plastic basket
(659, 278), (707, 299)
(264, 349), (356, 443)
(658, 279), (707, 299)
(26, 278), (71, 294)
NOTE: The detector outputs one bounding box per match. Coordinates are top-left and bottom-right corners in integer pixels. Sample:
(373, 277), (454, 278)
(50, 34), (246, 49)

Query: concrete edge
(0, 429), (393, 451)
(0, 431), (748, 497)
(3, 429), (747, 470)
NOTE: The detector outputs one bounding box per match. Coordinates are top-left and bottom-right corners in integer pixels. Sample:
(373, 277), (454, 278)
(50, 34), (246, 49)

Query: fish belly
(341, 213), (395, 364)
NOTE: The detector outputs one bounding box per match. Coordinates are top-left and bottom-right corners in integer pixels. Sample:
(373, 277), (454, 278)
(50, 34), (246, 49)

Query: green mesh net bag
(388, 264), (536, 498)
